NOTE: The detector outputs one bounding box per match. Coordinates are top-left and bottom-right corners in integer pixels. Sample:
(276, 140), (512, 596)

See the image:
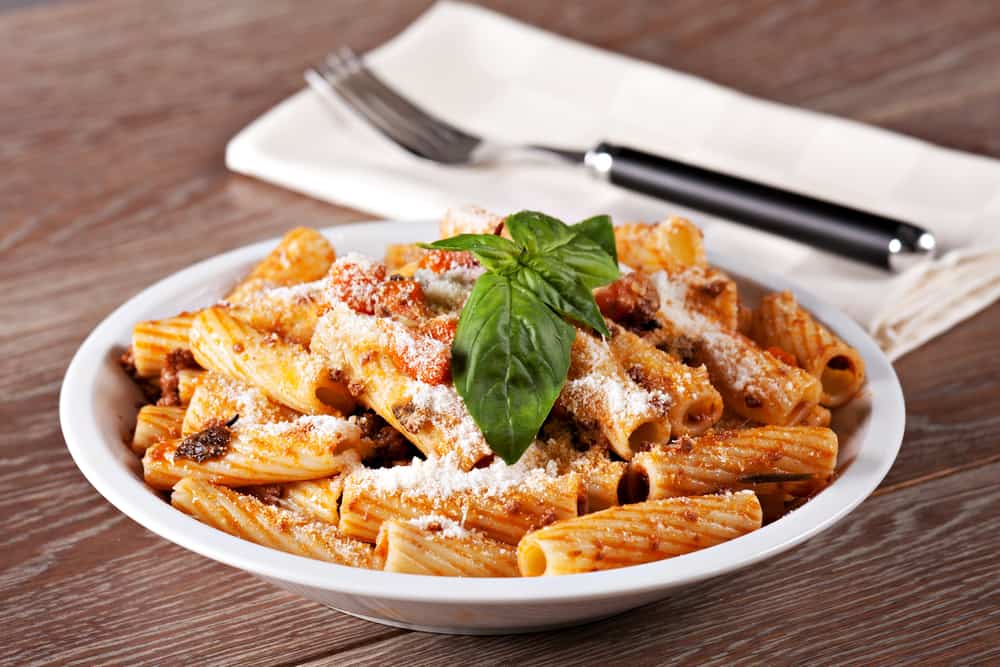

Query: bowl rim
(60, 219), (905, 604)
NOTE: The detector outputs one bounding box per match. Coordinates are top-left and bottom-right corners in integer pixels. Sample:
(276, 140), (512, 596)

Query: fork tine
(327, 50), (454, 150)
(337, 47), (479, 146)
(323, 51), (448, 154)
(313, 57), (446, 160)
(309, 48), (580, 166)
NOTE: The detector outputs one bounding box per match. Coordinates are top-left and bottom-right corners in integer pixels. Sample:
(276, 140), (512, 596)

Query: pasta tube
(374, 518), (519, 577)
(751, 291), (866, 407)
(227, 281), (325, 347)
(130, 313), (195, 378)
(189, 306), (355, 416)
(519, 430), (626, 511)
(339, 458), (583, 544)
(626, 426), (838, 501)
(614, 217), (706, 272)
(517, 492), (762, 576)
(650, 272), (822, 425)
(246, 476), (346, 525)
(797, 404), (832, 427)
(171, 477), (373, 568)
(384, 243), (427, 271)
(176, 368), (204, 405)
(143, 416), (364, 489)
(311, 303), (492, 470)
(226, 227), (335, 304)
(607, 322), (723, 436)
(556, 329), (671, 460)
(131, 405), (184, 455)
(182, 371), (298, 436)
(439, 206), (505, 239)
(673, 266), (740, 331)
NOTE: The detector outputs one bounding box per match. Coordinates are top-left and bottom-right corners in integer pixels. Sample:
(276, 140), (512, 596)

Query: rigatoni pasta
(189, 306), (355, 416)
(143, 415), (365, 489)
(751, 290), (866, 407)
(439, 205), (506, 239)
(374, 518), (519, 577)
(312, 302), (493, 470)
(649, 272), (823, 425)
(606, 322), (723, 436)
(172, 477), (373, 567)
(614, 217), (706, 272)
(227, 283), (325, 347)
(520, 431), (626, 512)
(798, 404), (832, 427)
(245, 476), (347, 525)
(131, 405), (185, 455)
(625, 426), (838, 501)
(517, 492), (762, 576)
(556, 329), (671, 460)
(181, 371), (298, 436)
(119, 208), (866, 578)
(339, 458), (583, 544)
(130, 313), (195, 378)
(176, 368), (204, 405)
(225, 227), (335, 304)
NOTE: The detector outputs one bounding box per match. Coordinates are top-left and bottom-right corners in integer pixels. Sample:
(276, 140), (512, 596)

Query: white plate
(60, 220), (905, 634)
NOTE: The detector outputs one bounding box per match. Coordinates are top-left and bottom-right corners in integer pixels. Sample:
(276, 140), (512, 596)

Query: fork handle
(584, 142), (935, 272)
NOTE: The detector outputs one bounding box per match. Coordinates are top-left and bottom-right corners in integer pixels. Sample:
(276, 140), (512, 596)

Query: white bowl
(60, 220), (905, 634)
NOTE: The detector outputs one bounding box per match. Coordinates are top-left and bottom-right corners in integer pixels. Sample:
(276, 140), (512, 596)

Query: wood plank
(882, 303), (1000, 488)
(305, 462), (1000, 666)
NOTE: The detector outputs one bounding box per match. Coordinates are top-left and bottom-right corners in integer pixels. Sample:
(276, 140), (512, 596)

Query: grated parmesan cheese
(413, 266), (483, 312)
(252, 414), (361, 441)
(651, 270), (772, 396)
(257, 279), (327, 304)
(210, 375), (287, 428)
(405, 382), (485, 454)
(312, 303), (487, 461)
(560, 332), (672, 426)
(561, 373), (671, 422)
(351, 453), (559, 500)
(326, 252), (387, 313)
(407, 514), (469, 539)
(380, 318), (451, 385)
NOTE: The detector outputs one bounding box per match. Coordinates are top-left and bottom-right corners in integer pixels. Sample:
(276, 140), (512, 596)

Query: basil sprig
(422, 211), (619, 463)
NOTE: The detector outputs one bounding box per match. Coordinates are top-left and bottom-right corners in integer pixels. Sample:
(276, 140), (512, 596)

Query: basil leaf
(451, 272), (574, 463)
(434, 209), (621, 463)
(420, 235), (521, 274)
(573, 215), (618, 265)
(505, 210), (618, 289)
(504, 210), (574, 255)
(550, 234), (620, 290)
(517, 258), (610, 337)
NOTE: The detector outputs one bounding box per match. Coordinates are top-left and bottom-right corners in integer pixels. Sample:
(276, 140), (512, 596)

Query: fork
(306, 48), (936, 272)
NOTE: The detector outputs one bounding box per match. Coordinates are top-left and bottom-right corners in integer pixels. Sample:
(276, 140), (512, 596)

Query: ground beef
(355, 411), (417, 468)
(157, 348), (197, 407)
(119, 346), (161, 404)
(242, 484), (283, 505)
(594, 272), (660, 330)
(175, 418), (233, 462)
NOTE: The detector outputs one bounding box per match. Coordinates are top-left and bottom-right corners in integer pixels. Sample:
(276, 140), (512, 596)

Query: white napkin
(227, 1), (1000, 360)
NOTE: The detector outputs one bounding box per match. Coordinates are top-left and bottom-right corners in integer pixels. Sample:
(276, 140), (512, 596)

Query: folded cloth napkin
(227, 1), (1000, 360)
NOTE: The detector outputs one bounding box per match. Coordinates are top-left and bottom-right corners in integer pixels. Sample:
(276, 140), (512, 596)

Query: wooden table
(3, 1), (998, 664)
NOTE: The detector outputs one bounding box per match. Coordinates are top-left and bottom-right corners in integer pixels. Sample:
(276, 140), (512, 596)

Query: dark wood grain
(1, 1), (998, 665)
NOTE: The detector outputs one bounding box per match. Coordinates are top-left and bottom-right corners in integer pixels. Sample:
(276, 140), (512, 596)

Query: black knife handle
(585, 142), (935, 271)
